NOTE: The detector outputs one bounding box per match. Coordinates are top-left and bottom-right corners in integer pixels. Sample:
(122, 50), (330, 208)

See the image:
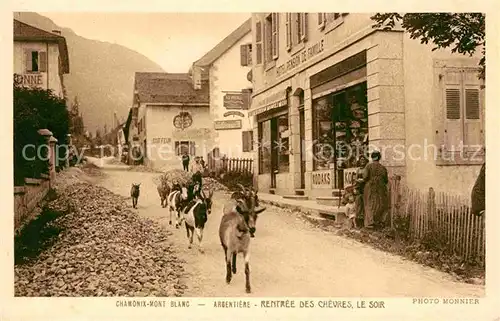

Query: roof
(13, 19), (70, 74)
(194, 18), (251, 67)
(133, 72), (209, 105)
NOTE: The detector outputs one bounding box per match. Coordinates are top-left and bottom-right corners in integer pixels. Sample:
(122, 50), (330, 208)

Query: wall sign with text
(214, 120), (242, 130)
(312, 170), (331, 186)
(223, 111), (245, 118)
(14, 73), (46, 88)
(275, 39), (325, 78)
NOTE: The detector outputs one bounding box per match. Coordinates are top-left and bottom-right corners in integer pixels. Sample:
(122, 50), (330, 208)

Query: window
(441, 68), (484, 160)
(318, 13), (348, 32)
(313, 82), (368, 171)
(25, 50), (47, 72)
(242, 130), (254, 152)
(285, 13), (292, 50)
(276, 115), (290, 172)
(255, 20), (263, 64)
(264, 13), (279, 63)
(240, 44), (252, 66)
(175, 141), (195, 156)
(259, 121), (272, 174)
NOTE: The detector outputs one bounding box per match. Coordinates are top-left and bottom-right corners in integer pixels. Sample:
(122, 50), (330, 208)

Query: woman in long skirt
(362, 151), (389, 229)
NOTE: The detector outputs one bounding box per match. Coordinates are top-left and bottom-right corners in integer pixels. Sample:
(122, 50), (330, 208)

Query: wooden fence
(206, 149), (253, 176)
(389, 176), (485, 263)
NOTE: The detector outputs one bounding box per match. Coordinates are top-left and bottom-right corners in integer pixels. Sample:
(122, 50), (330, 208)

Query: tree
(14, 84), (70, 185)
(371, 13), (485, 79)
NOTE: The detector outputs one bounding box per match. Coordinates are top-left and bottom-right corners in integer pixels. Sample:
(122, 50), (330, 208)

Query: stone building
(249, 13), (484, 201)
(13, 19), (70, 99)
(191, 18), (254, 159)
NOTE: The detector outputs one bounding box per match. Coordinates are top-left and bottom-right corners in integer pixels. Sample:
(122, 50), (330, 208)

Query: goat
(219, 184), (266, 293)
(130, 183), (140, 208)
(167, 183), (188, 228)
(180, 188), (214, 253)
(157, 179), (170, 208)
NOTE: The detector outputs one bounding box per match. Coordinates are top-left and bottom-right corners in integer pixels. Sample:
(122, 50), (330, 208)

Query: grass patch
(14, 205), (65, 265)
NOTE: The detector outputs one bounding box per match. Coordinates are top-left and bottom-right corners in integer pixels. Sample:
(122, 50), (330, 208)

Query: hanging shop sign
(275, 39), (325, 78)
(223, 111), (245, 118)
(214, 119), (242, 130)
(223, 91), (250, 110)
(173, 112), (193, 129)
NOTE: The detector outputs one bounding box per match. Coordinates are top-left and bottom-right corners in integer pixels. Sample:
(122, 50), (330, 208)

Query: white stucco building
(249, 13), (484, 200)
(192, 18), (254, 159)
(128, 72), (215, 170)
(13, 19), (70, 99)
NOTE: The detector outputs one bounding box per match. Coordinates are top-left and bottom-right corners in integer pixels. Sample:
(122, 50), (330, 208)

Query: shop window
(258, 120), (272, 174)
(313, 82), (368, 171)
(276, 114), (290, 172)
(175, 141), (195, 156)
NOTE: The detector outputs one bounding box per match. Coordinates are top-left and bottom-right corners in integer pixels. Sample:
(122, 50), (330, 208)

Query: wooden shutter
(255, 21), (263, 64)
(240, 44), (249, 66)
(318, 13), (325, 29)
(300, 13), (308, 42)
(39, 51), (47, 72)
(242, 131), (249, 152)
(443, 69), (462, 152)
(25, 50), (32, 72)
(285, 13), (292, 49)
(189, 141), (196, 156)
(249, 130), (254, 151)
(463, 69), (483, 151)
(272, 13), (279, 59)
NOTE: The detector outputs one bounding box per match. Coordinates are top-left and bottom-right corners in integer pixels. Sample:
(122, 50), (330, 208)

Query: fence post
(427, 187), (436, 234)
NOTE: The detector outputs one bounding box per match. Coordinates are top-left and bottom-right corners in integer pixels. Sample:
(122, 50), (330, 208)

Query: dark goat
(130, 183), (141, 208)
(219, 184), (266, 293)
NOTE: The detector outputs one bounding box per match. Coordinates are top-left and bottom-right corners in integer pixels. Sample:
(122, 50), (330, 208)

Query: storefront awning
(248, 89), (288, 117)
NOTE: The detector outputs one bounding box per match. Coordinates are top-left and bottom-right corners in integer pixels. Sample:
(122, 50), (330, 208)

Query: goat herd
(130, 180), (267, 293)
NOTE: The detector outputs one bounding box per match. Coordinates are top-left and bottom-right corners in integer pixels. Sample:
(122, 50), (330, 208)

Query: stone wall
(14, 177), (51, 233)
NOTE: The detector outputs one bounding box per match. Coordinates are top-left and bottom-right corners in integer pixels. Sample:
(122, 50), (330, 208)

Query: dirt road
(98, 169), (484, 297)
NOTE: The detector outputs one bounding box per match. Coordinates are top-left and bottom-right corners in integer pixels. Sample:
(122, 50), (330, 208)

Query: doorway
(270, 118), (278, 188)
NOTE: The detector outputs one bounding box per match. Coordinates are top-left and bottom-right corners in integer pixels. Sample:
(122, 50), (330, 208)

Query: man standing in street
(182, 152), (190, 171)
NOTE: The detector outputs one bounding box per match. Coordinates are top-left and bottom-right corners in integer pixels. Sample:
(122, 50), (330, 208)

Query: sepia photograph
(4, 4), (497, 320)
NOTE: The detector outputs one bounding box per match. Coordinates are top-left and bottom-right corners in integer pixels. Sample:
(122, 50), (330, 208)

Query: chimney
(52, 30), (61, 35)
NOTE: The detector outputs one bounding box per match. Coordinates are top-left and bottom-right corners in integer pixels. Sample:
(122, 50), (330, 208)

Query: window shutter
(39, 51), (47, 72)
(240, 44), (248, 66)
(256, 21), (263, 64)
(272, 13), (279, 59)
(285, 13), (291, 49)
(318, 13), (325, 29)
(189, 141), (196, 156)
(443, 69), (463, 153)
(25, 50), (32, 72)
(249, 130), (254, 151)
(242, 131), (249, 152)
(463, 69), (483, 151)
(300, 13), (308, 42)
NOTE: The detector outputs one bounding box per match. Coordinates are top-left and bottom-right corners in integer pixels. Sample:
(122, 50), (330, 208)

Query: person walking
(190, 157), (203, 189)
(362, 151), (389, 229)
(182, 152), (190, 171)
(354, 155), (368, 227)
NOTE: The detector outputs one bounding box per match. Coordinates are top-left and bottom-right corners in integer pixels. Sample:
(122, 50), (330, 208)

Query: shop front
(250, 86), (293, 194)
(307, 50), (368, 197)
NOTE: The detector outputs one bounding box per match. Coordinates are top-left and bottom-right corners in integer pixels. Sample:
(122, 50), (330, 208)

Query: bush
(14, 84), (69, 185)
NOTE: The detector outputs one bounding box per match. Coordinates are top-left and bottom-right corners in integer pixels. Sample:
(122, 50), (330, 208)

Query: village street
(97, 168), (484, 297)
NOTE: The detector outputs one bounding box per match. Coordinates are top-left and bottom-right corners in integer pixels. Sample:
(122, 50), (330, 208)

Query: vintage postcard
(1, 0), (499, 320)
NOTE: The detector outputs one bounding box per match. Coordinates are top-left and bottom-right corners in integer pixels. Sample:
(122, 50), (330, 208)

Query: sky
(40, 12), (250, 72)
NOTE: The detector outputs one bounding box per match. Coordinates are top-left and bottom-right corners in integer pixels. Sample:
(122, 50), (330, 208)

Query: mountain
(14, 12), (165, 134)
